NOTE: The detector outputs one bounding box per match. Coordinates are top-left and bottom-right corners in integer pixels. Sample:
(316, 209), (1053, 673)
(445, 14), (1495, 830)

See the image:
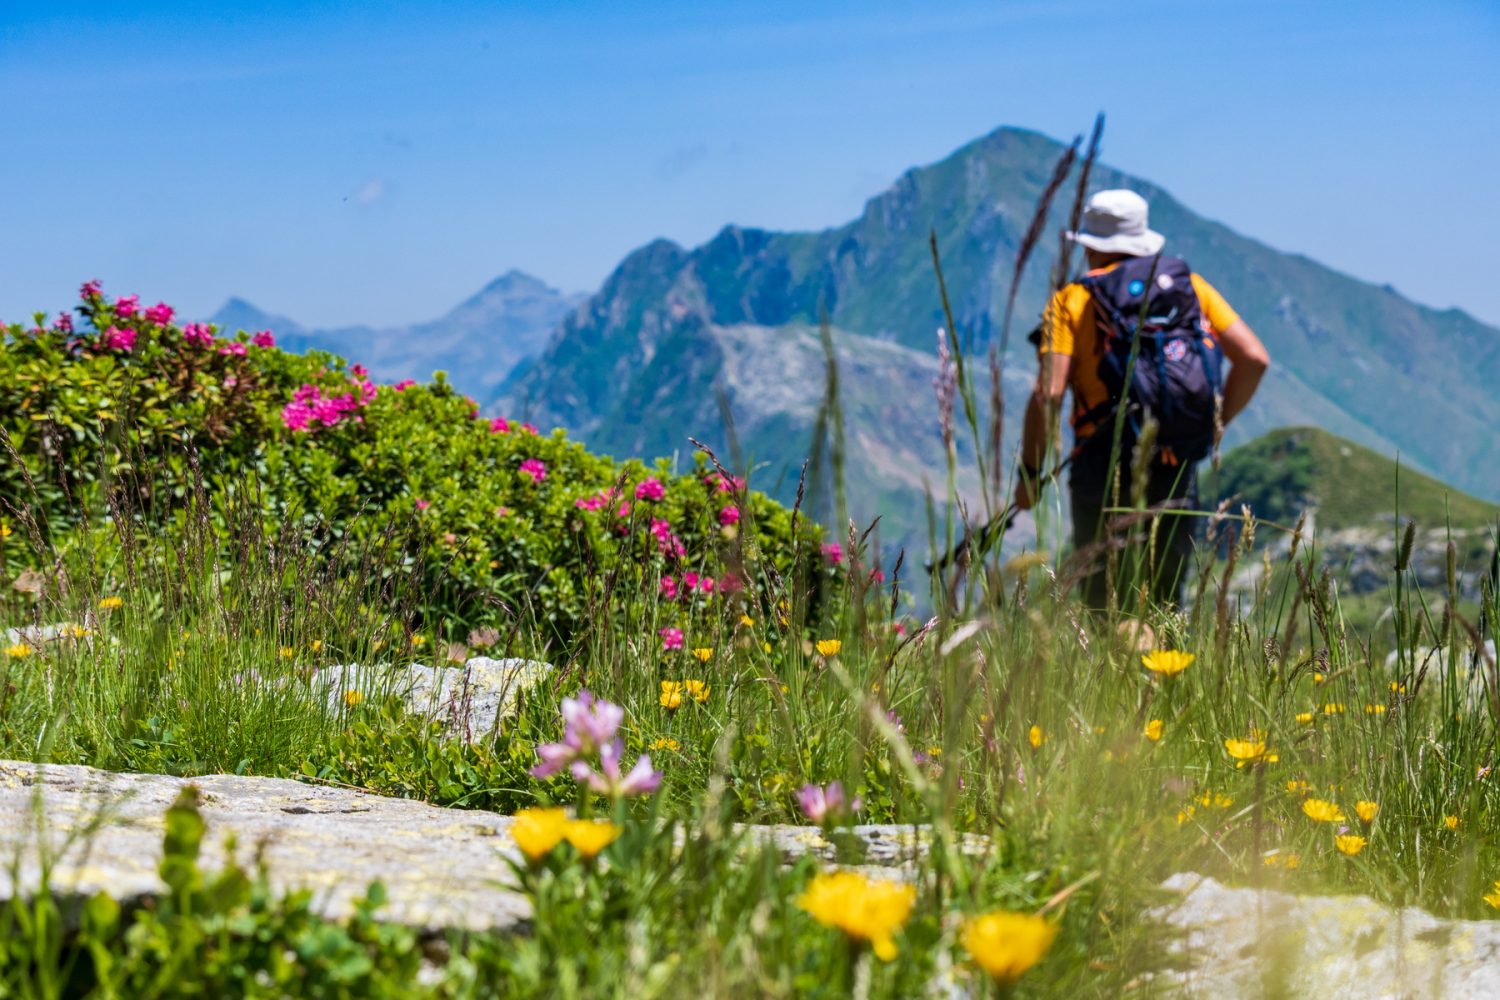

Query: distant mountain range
(211, 124), (1500, 560)
(210, 270), (584, 395)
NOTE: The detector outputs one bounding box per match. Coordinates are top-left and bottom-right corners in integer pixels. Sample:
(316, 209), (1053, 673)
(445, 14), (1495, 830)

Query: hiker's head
(1068, 190), (1165, 262)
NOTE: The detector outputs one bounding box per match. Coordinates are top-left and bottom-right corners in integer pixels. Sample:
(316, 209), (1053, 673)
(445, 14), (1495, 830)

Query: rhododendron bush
(0, 284), (826, 643)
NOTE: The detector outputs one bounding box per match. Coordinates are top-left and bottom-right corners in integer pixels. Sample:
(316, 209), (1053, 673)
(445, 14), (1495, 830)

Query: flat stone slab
(0, 759), (981, 939)
(0, 760), (530, 934)
(1155, 872), (1500, 998)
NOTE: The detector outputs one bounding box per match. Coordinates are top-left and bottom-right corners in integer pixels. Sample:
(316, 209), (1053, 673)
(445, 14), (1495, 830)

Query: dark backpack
(1076, 255), (1224, 465)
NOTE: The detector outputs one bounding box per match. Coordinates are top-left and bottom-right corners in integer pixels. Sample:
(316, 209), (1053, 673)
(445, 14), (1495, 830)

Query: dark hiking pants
(1069, 444), (1200, 611)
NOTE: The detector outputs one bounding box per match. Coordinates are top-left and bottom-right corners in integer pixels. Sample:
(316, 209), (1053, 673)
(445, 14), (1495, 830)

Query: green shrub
(1, 285), (826, 647)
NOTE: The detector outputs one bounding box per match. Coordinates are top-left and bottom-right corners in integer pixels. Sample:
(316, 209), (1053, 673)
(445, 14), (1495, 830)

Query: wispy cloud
(351, 178), (387, 206)
(657, 143), (710, 179)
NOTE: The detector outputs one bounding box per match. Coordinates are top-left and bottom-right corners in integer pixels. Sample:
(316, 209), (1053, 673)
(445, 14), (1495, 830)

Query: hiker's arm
(1015, 353), (1071, 510)
(1217, 318), (1269, 427)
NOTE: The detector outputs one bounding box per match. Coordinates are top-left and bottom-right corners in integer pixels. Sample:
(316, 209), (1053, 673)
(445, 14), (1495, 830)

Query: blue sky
(3, 0), (1498, 328)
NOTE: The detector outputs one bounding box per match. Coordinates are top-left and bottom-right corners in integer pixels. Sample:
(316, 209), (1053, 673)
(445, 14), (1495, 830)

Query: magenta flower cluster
(101, 326), (137, 352)
(650, 517), (686, 559)
(488, 417), (539, 435)
(519, 458), (547, 484)
(281, 379), (378, 432)
(635, 477), (665, 502)
(531, 691), (661, 798)
(659, 572), (729, 601)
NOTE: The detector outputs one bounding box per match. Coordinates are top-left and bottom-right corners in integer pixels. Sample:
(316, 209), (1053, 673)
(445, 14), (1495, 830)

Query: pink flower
(635, 477), (665, 502)
(52, 313), (74, 333)
(579, 740), (661, 798)
(659, 576), (678, 600)
(575, 494), (604, 511)
(414, 498), (431, 511)
(520, 422), (539, 434)
(143, 302), (174, 326)
(868, 568), (886, 583)
(393, 379), (416, 392)
(114, 294), (139, 318)
(79, 279), (103, 300)
(281, 403), (312, 431)
(718, 572), (744, 594)
(219, 341), (248, 357)
(683, 572), (699, 590)
(705, 472), (746, 493)
(181, 322), (214, 346)
(519, 458), (546, 484)
(252, 330), (276, 348)
(489, 417), (510, 434)
(798, 782), (861, 824)
(614, 500), (631, 519)
(719, 505), (740, 526)
(101, 326), (137, 352)
(532, 690), (627, 778)
(698, 577), (716, 594)
(821, 542), (845, 566)
(659, 627), (684, 651)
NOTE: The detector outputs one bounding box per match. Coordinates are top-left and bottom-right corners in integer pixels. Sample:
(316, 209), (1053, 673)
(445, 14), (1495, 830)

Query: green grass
(2, 460), (1499, 996)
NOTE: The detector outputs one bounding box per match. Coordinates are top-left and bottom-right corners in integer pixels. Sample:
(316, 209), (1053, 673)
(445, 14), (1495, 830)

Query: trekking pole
(925, 403), (1131, 576)
(925, 451), (1078, 575)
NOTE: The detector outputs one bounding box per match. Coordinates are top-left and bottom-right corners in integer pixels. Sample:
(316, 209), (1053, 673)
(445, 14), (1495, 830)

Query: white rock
(1154, 872), (1500, 998)
(312, 656), (552, 742)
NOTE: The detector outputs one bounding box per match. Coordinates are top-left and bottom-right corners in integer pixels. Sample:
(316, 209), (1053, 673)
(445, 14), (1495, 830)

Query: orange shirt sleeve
(1190, 274), (1240, 334)
(1039, 284), (1089, 357)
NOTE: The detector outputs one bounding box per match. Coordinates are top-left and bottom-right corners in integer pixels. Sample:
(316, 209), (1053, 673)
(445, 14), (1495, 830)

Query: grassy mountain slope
(1216, 426), (1500, 533)
(213, 271), (584, 393)
(505, 126), (1500, 512)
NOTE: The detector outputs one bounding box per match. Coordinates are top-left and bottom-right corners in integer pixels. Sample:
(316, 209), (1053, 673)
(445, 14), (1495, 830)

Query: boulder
(311, 656), (552, 742)
(1154, 872), (1500, 998)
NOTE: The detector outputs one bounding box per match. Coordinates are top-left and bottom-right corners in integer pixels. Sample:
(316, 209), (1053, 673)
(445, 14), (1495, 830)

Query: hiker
(1014, 189), (1270, 609)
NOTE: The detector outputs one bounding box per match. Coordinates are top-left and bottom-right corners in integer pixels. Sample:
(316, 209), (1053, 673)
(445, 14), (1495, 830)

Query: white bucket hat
(1066, 189), (1165, 256)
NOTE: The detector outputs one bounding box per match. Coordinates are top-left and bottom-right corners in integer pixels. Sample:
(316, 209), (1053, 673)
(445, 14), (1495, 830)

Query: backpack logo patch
(1164, 339), (1188, 362)
(1128, 279), (1146, 296)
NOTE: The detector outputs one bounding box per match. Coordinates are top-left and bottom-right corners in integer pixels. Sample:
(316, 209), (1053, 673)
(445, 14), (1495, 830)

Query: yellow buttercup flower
(1322, 702), (1346, 716)
(1313, 672), (1326, 685)
(343, 689), (364, 708)
(1142, 650), (1194, 676)
(961, 910), (1058, 985)
(685, 679), (710, 702)
(97, 596), (124, 610)
(510, 807), (568, 862)
(1445, 815), (1460, 831)
(740, 615), (755, 628)
(0, 523), (11, 538)
(563, 818), (620, 859)
(1286, 779), (1312, 794)
(311, 639), (323, 652)
(796, 870), (915, 961)
(278, 646), (295, 659)
(1355, 800), (1379, 823)
(1484, 881), (1500, 910)
(1295, 712), (1314, 724)
(1028, 725), (1044, 749)
(4, 644), (31, 659)
(815, 639), (842, 657)
(1144, 719), (1164, 741)
(1301, 799), (1345, 823)
(660, 680), (684, 710)
(691, 647), (713, 663)
(649, 737), (680, 753)
(1224, 737), (1270, 767)
(1364, 703), (1386, 715)
(1335, 834), (1367, 857)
